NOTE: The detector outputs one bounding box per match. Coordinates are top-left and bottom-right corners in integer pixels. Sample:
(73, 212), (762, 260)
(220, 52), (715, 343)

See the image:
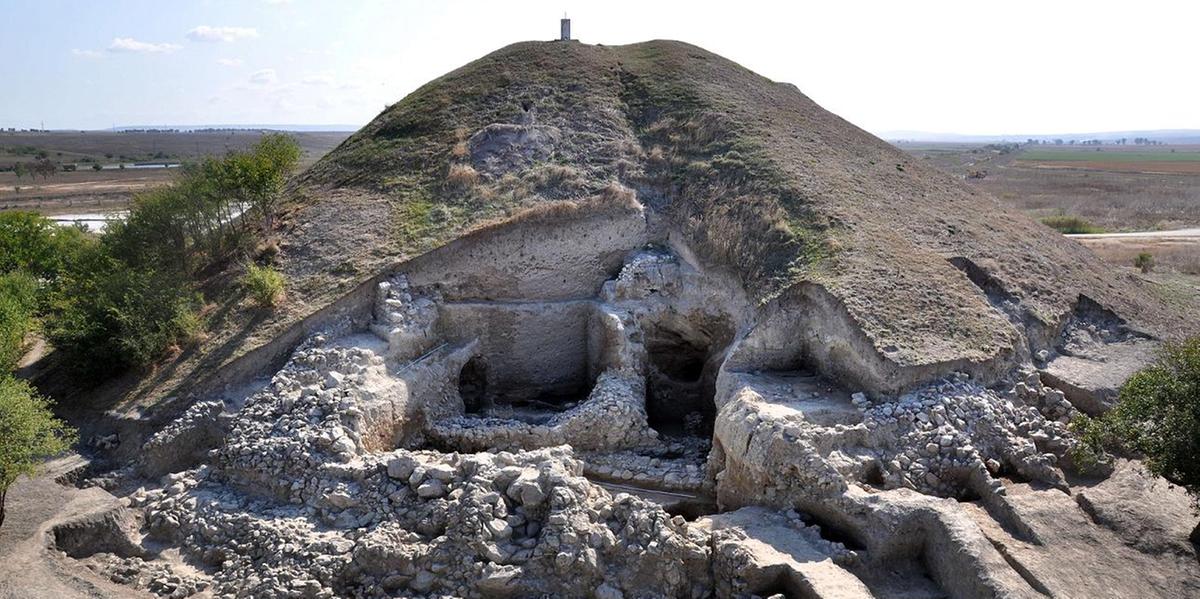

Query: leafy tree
(0, 211), (64, 277)
(12, 162), (25, 180)
(46, 245), (201, 377)
(30, 133), (300, 383)
(31, 158), (56, 180)
(218, 134), (301, 237)
(0, 272), (38, 372)
(0, 376), (76, 529)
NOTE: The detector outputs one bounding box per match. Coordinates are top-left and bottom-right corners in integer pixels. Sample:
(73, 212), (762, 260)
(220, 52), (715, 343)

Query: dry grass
(462, 185), (642, 239)
(522, 164), (585, 194)
(1080, 237), (1200, 276)
(900, 143), (1200, 232)
(445, 163), (479, 190)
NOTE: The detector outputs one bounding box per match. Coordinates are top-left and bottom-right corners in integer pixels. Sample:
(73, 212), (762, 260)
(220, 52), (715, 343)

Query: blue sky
(2, 0), (1197, 134)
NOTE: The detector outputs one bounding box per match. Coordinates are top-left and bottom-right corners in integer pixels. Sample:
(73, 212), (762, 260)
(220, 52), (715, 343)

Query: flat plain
(897, 141), (1200, 278)
(0, 130), (350, 213)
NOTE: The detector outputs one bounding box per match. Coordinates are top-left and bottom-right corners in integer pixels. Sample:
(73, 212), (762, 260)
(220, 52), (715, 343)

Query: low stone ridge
(11, 38), (1200, 598)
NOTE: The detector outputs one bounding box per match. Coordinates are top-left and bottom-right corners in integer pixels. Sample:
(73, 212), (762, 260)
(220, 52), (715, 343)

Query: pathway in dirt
(1068, 227), (1200, 239)
(0, 455), (139, 599)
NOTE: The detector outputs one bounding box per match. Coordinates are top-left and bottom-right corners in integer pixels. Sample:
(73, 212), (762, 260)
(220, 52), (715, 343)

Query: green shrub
(9, 135), (300, 384)
(1134, 252), (1154, 273)
(1074, 337), (1200, 506)
(0, 375), (76, 528)
(243, 263), (285, 309)
(46, 247), (201, 378)
(1040, 215), (1104, 234)
(0, 272), (38, 372)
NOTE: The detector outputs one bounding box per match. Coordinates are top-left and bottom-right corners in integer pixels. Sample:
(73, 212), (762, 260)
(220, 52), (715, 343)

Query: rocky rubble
(83, 555), (208, 598)
(859, 374), (1074, 499)
(369, 275), (439, 360)
(580, 444), (709, 493)
(122, 325), (714, 598)
(58, 253), (1194, 599)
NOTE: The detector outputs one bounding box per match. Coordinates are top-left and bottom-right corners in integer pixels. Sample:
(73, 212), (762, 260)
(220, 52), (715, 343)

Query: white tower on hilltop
(560, 15), (571, 41)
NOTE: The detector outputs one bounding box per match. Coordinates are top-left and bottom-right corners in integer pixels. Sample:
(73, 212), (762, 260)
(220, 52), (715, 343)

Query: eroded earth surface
(12, 224), (1200, 599)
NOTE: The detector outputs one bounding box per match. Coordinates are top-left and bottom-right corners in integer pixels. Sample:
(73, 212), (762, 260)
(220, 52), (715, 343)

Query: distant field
(0, 130), (350, 166)
(1020, 149), (1200, 162)
(0, 130), (351, 215)
(899, 141), (1200, 233)
(897, 140), (1200, 279)
(1014, 147), (1200, 175)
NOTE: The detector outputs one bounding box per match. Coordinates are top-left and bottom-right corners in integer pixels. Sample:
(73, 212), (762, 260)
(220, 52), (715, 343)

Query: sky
(1, 0), (1198, 135)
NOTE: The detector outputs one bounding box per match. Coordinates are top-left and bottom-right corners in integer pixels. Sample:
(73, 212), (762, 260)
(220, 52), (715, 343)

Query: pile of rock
(84, 554), (207, 598)
(1010, 369), (1077, 423)
(141, 399), (225, 476)
(601, 249), (681, 301)
(126, 324), (715, 597)
(859, 374), (1071, 498)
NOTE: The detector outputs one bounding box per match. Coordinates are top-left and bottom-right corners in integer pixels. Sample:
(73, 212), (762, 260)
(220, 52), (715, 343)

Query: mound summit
(9, 40), (1200, 598)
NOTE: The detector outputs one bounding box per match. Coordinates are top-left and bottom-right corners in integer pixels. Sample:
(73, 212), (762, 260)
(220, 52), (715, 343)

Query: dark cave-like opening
(458, 357), (490, 414)
(644, 319), (728, 438)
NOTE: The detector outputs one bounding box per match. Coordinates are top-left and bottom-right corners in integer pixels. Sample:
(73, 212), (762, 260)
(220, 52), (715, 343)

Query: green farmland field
(1019, 149), (1200, 162)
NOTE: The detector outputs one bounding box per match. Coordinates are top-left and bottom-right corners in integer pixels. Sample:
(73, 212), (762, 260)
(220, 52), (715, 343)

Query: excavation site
(6, 38), (1200, 599)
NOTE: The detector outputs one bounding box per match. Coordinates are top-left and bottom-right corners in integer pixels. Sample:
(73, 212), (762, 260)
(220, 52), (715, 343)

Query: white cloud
(301, 74), (334, 86)
(71, 49), (103, 58)
(187, 26), (259, 43)
(250, 68), (277, 85)
(107, 37), (181, 54)
(217, 58), (244, 67)
(263, 0), (293, 4)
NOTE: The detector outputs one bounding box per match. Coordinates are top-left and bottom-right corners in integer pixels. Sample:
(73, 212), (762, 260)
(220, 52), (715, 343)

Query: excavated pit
(58, 205), (1195, 599)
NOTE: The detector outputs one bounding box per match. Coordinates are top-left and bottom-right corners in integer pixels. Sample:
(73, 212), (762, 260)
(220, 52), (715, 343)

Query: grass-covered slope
(292, 40), (1198, 367)
(66, 39), (1197, 419)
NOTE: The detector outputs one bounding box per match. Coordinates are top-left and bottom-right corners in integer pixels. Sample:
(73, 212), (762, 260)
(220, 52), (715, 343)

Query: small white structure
(560, 17), (571, 41)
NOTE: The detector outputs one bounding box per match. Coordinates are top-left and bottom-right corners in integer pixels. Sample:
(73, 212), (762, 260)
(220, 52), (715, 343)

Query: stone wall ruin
(54, 193), (1197, 599)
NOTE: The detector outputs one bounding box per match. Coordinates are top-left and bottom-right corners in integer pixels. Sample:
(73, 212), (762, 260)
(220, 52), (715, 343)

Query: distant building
(560, 17), (570, 41)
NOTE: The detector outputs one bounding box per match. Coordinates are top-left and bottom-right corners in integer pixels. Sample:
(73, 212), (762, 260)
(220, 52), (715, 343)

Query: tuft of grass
(1040, 214), (1105, 234)
(243, 263), (286, 309)
(445, 163), (479, 190)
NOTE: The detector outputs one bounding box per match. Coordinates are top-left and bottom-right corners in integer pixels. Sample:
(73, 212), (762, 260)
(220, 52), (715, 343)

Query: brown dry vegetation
(0, 130), (348, 166)
(900, 143), (1200, 232)
(1079, 237), (1200, 276)
(1015, 160), (1200, 175)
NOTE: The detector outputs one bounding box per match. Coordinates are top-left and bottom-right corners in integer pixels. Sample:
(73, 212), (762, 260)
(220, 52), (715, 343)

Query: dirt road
(1067, 228), (1200, 240)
